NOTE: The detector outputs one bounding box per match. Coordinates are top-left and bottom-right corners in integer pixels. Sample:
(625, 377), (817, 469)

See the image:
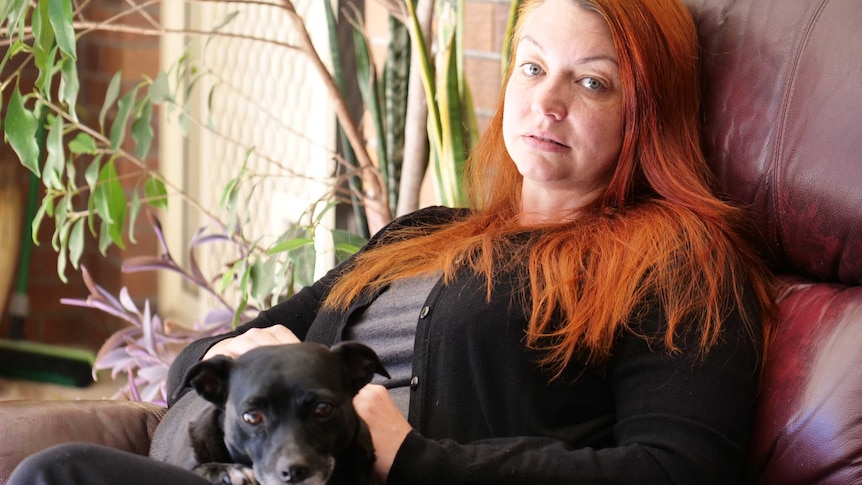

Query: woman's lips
(523, 133), (569, 152)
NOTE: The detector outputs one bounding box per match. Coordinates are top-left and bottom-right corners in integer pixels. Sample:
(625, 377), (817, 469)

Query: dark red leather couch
(688, 0), (862, 482)
(1, 0), (860, 483)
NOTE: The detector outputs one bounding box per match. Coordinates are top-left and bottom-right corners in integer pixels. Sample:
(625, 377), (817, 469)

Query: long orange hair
(325, 0), (776, 377)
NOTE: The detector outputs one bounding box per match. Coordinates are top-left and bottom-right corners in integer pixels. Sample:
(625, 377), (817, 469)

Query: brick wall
(463, 0), (512, 130)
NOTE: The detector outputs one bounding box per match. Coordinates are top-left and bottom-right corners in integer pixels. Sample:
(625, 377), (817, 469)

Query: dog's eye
(314, 402), (334, 419)
(242, 410), (264, 426)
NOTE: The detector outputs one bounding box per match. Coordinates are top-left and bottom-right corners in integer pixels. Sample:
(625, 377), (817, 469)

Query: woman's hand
(203, 326), (301, 360)
(354, 384), (412, 482)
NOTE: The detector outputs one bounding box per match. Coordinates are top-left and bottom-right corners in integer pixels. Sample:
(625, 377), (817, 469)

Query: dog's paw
(193, 462), (258, 485)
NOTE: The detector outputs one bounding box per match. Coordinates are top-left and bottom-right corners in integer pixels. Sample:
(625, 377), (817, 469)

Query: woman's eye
(242, 410), (264, 426)
(579, 77), (605, 91)
(520, 63), (542, 77)
(314, 402), (334, 419)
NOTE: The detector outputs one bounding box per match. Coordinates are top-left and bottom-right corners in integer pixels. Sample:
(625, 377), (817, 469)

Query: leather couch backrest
(685, 0), (862, 483)
(686, 0), (862, 285)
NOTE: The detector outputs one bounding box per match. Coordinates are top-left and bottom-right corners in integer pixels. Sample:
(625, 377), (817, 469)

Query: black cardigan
(167, 206), (762, 485)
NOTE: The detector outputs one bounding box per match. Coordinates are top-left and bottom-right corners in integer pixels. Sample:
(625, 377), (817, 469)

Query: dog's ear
(331, 342), (391, 393)
(183, 356), (234, 407)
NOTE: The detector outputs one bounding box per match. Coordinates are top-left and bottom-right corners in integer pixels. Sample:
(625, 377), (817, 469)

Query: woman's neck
(518, 182), (604, 225)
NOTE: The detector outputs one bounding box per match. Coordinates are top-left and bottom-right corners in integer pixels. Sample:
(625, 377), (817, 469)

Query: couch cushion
(0, 400), (165, 483)
(747, 278), (862, 483)
(686, 0), (862, 285)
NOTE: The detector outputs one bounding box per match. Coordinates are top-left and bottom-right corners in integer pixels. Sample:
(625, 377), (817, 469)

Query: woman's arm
(383, 301), (762, 485)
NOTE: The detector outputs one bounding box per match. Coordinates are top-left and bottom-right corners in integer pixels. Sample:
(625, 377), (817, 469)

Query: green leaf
(404, 0), (441, 150)
(93, 158), (127, 248)
(331, 229), (366, 261)
(45, 192), (55, 217)
(33, 1), (57, 99)
(3, 0), (29, 39)
(0, 35), (28, 82)
(128, 190), (140, 244)
(98, 220), (111, 255)
(31, 194), (52, 245)
(205, 86), (217, 130)
(84, 155), (101, 192)
(59, 55), (79, 121)
(68, 217), (85, 269)
(178, 112), (190, 135)
(335, 242), (362, 257)
(94, 159), (119, 224)
(148, 71), (171, 103)
(144, 176), (168, 209)
(69, 132), (98, 154)
(265, 237), (314, 256)
(4, 85), (40, 175)
(44, 112), (65, 190)
(352, 26), (388, 189)
(56, 219), (71, 283)
(232, 297), (248, 328)
(219, 171), (242, 208)
(57, 249), (68, 282)
(219, 261), (239, 293)
(64, 152), (76, 185)
(48, 0), (76, 59)
(382, 16), (410, 212)
(311, 200), (339, 225)
(131, 97), (154, 158)
(437, 38), (467, 206)
(86, 179), (97, 234)
(52, 198), (69, 251)
(287, 239), (316, 289)
(323, 0), (341, 87)
(110, 85), (139, 149)
(250, 258), (276, 304)
(239, 260), (251, 293)
(502, 0), (520, 78)
(211, 10), (239, 33)
(99, 71), (123, 131)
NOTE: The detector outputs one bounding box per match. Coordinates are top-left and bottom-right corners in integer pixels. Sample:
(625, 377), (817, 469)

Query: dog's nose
(279, 464), (310, 483)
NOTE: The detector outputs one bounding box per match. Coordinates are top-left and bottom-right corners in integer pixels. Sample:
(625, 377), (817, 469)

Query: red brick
(26, 270), (86, 304)
(464, 2), (495, 52)
(492, 3), (516, 50)
(465, 57), (503, 114)
(119, 270), (159, 302)
(38, 309), (126, 351)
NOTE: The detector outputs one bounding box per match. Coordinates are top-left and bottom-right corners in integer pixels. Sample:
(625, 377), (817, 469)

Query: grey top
(344, 273), (440, 417)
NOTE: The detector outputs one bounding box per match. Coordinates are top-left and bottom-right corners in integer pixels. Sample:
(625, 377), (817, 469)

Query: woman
(10, 0), (775, 483)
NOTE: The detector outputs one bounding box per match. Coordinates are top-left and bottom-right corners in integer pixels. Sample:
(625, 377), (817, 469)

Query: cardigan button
(419, 306), (430, 319)
(410, 376), (419, 389)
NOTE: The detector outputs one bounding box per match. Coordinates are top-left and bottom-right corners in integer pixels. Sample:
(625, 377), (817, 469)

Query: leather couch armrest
(0, 399), (166, 483)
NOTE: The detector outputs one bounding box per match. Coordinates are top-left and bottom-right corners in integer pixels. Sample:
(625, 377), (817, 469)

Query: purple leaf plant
(62, 212), (258, 406)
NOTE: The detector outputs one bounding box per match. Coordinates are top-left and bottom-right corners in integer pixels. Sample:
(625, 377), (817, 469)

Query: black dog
(150, 341), (389, 485)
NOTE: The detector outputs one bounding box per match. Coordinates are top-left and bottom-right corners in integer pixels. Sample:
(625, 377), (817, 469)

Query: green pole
(9, 109), (46, 340)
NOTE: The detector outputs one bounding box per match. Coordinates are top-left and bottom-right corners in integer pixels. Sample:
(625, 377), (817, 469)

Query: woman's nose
(530, 81), (568, 121)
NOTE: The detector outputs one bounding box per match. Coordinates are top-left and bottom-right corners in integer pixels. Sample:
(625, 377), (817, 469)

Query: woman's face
(503, 0), (624, 206)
